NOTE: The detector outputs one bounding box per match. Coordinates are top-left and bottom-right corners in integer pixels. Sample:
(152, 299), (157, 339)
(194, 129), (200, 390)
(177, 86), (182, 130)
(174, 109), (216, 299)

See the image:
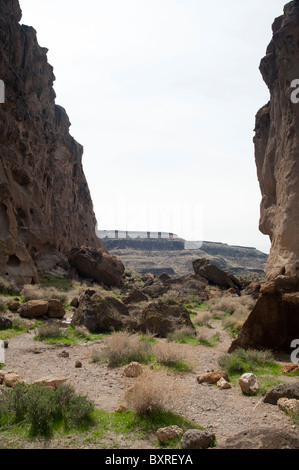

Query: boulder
(181, 430), (215, 450)
(69, 246), (125, 287)
(263, 382), (299, 405)
(229, 290), (299, 352)
(238, 373), (259, 395)
(197, 370), (229, 385)
(156, 426), (183, 444)
(218, 428), (299, 449)
(19, 300), (49, 318)
(0, 316), (13, 329)
(8, 301), (20, 312)
(138, 300), (196, 338)
(122, 289), (148, 305)
(192, 259), (241, 290)
(47, 299), (65, 318)
(71, 290), (137, 332)
(277, 398), (299, 414)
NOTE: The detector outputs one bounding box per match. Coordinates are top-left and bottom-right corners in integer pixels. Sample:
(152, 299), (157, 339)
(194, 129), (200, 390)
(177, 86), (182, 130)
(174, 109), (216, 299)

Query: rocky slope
(254, 0), (299, 280)
(0, 0), (104, 286)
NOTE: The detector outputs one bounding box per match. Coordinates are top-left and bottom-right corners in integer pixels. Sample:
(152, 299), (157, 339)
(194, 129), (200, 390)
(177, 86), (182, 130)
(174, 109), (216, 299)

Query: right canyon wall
(229, 1), (299, 352)
(254, 0), (299, 280)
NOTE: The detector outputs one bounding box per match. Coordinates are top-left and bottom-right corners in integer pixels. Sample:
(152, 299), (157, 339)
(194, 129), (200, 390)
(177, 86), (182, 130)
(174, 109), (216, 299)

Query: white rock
(238, 373), (259, 395)
(217, 377), (232, 389)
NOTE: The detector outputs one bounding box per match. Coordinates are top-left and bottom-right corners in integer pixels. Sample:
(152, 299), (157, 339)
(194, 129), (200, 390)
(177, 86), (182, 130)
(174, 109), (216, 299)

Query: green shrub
(219, 348), (278, 377)
(0, 383), (95, 437)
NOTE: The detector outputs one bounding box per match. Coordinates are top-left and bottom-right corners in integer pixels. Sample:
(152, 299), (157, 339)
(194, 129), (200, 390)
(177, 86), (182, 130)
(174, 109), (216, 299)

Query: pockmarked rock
(156, 426), (183, 444)
(263, 382), (299, 405)
(69, 246), (125, 287)
(197, 370), (229, 385)
(0, 1), (105, 286)
(181, 430), (215, 450)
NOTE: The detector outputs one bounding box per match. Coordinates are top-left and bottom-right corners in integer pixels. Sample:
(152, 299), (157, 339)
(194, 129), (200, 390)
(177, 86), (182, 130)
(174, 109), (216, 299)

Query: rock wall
(254, 0), (299, 280)
(0, 0), (104, 285)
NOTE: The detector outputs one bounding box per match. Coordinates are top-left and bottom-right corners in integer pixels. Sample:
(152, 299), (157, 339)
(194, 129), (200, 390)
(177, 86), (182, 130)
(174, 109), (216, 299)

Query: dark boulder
(69, 246), (125, 287)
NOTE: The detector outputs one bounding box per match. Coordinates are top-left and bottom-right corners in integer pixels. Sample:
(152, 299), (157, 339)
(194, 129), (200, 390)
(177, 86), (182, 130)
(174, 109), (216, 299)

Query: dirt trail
(1, 319), (298, 449)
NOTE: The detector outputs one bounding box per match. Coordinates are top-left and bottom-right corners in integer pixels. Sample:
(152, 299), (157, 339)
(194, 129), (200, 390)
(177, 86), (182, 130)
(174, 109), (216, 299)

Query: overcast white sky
(20, 0), (287, 253)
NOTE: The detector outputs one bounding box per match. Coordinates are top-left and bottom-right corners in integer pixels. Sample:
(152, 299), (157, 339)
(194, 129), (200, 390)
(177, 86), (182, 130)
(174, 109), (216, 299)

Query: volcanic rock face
(0, 0), (104, 285)
(254, 0), (299, 280)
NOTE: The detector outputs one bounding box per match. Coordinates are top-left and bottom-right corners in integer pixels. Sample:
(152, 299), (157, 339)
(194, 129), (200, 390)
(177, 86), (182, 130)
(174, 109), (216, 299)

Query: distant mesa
(99, 230), (186, 251)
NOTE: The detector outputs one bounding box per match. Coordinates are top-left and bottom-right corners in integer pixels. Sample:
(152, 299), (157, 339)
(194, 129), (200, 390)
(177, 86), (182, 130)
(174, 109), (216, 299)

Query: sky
(20, 0), (288, 254)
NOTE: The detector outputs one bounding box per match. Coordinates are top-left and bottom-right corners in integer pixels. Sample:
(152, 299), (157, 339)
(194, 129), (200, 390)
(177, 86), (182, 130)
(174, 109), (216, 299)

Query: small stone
(181, 430), (215, 449)
(238, 373), (259, 395)
(217, 377), (231, 389)
(75, 361), (82, 368)
(197, 370), (228, 384)
(156, 426), (184, 444)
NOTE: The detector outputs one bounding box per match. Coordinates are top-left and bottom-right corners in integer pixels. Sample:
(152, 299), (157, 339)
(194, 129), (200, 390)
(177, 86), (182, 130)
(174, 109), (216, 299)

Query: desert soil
(1, 317), (298, 450)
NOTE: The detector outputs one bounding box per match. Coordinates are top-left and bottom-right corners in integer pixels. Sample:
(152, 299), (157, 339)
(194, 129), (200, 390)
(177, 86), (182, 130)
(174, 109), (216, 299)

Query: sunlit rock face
(254, 0), (299, 280)
(0, 0), (104, 285)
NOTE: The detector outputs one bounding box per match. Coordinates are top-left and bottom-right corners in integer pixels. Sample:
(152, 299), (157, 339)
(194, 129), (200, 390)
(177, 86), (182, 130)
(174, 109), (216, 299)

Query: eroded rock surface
(254, 0), (299, 280)
(0, 0), (104, 285)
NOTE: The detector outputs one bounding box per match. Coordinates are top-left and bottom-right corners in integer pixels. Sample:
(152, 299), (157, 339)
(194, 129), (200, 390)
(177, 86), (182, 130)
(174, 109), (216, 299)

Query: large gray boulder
(71, 289), (137, 332)
(218, 428), (299, 449)
(138, 300), (196, 338)
(263, 382), (299, 405)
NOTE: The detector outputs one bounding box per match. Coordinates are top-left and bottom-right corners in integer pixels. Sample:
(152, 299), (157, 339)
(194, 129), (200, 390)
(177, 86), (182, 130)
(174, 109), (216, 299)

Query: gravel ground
(1, 318), (298, 449)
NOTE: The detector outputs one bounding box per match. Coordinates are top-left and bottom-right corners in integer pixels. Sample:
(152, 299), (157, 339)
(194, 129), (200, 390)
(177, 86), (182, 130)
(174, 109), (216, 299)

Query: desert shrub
(153, 342), (192, 371)
(192, 311), (212, 327)
(167, 326), (196, 344)
(0, 278), (19, 296)
(74, 325), (90, 338)
(0, 296), (8, 312)
(20, 284), (68, 304)
(0, 382), (95, 436)
(36, 323), (64, 339)
(218, 348), (277, 377)
(100, 331), (154, 367)
(124, 370), (186, 416)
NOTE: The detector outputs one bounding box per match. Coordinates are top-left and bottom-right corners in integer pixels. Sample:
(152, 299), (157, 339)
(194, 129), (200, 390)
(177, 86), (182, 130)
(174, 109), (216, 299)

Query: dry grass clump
(208, 295), (254, 319)
(73, 325), (90, 338)
(98, 331), (154, 367)
(0, 277), (19, 296)
(153, 341), (189, 368)
(0, 295), (8, 312)
(20, 284), (68, 304)
(36, 323), (64, 339)
(124, 369), (186, 416)
(192, 311), (212, 327)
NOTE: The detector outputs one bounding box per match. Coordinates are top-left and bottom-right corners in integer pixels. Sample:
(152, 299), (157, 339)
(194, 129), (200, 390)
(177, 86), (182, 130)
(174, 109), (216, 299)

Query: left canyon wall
(0, 0), (105, 285)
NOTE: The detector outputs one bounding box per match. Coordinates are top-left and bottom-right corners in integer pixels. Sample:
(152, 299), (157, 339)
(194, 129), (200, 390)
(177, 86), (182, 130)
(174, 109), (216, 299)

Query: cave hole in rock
(7, 255), (21, 267)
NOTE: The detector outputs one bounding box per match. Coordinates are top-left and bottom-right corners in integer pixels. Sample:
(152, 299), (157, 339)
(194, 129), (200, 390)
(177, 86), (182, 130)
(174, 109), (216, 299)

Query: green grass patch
(198, 333), (221, 347)
(219, 348), (285, 394)
(39, 273), (74, 291)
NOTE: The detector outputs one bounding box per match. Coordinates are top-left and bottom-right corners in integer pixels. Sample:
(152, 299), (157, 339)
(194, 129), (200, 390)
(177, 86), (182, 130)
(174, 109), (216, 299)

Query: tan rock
(123, 362), (143, 378)
(217, 377), (232, 389)
(0, 370), (24, 387)
(197, 370), (228, 385)
(156, 426), (183, 444)
(238, 373), (259, 395)
(277, 398), (299, 414)
(32, 377), (68, 389)
(282, 364), (299, 374)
